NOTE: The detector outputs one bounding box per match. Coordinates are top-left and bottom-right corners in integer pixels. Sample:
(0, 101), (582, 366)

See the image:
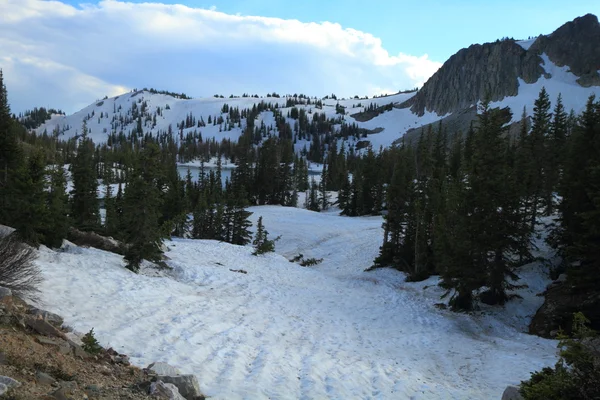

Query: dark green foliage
(12, 151), (47, 246)
(521, 313), (600, 400)
(41, 165), (70, 248)
(252, 216), (279, 255)
(123, 144), (165, 272)
(81, 328), (103, 355)
(70, 122), (100, 232)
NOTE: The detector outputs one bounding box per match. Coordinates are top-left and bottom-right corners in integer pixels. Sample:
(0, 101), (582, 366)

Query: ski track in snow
(35, 206), (558, 399)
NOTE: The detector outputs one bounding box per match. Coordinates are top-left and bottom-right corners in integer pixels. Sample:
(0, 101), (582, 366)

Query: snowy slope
(491, 53), (600, 121)
(35, 50), (600, 152)
(34, 206), (557, 400)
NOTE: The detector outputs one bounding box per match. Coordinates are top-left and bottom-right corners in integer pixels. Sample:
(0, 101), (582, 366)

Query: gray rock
(113, 355), (130, 365)
(28, 307), (64, 327)
(0, 376), (21, 389)
(150, 381), (187, 400)
(0, 286), (12, 300)
(502, 385), (524, 400)
(35, 370), (56, 385)
(148, 361), (181, 376)
(0, 383), (7, 396)
(156, 374), (202, 400)
(24, 316), (66, 339)
(555, 273), (567, 283)
(59, 380), (78, 391)
(51, 387), (69, 400)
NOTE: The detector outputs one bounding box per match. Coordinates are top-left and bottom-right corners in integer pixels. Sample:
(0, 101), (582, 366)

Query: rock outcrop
(400, 13), (600, 116)
(529, 276), (600, 337)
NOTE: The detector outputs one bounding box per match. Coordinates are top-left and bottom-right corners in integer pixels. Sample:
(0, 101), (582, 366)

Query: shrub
(0, 233), (41, 300)
(82, 328), (103, 355)
(252, 217), (280, 256)
(521, 312), (600, 400)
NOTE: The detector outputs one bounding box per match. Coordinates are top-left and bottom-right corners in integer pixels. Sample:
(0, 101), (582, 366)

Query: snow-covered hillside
(34, 51), (600, 153)
(34, 206), (558, 400)
(35, 90), (425, 151)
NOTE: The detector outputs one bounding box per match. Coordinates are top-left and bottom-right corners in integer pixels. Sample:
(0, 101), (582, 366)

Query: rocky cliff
(401, 13), (600, 116)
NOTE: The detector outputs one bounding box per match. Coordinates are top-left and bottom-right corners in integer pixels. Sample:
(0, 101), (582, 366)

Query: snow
(491, 53), (600, 122)
(516, 38), (537, 50)
(34, 206), (557, 400)
(34, 90), (440, 151)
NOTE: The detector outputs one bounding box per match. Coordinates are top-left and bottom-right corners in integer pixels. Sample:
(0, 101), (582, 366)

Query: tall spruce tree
(123, 143), (165, 272)
(71, 121), (100, 232)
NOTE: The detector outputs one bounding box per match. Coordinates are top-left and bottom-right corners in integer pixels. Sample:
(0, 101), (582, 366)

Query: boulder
(0, 286), (12, 300)
(529, 279), (600, 337)
(156, 374), (202, 400)
(148, 362), (181, 376)
(502, 385), (524, 400)
(28, 307), (64, 327)
(150, 381), (187, 400)
(0, 376), (21, 390)
(35, 370), (56, 385)
(24, 316), (67, 339)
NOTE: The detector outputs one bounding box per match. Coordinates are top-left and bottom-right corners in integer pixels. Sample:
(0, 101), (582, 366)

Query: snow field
(35, 206), (558, 399)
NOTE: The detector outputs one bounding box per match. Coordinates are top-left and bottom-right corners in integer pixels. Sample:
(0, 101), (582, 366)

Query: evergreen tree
(12, 151), (47, 246)
(42, 164), (69, 248)
(123, 144), (165, 272)
(71, 122), (100, 232)
(252, 216), (278, 255)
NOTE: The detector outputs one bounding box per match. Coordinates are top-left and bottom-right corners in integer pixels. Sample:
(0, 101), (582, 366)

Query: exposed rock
(28, 307), (64, 327)
(400, 40), (543, 116)
(0, 286), (12, 300)
(156, 374), (203, 400)
(67, 227), (126, 255)
(147, 362), (181, 376)
(51, 387), (69, 400)
(35, 370), (57, 385)
(400, 14), (600, 117)
(24, 316), (67, 339)
(150, 380), (187, 400)
(0, 383), (7, 396)
(529, 14), (600, 87)
(0, 375), (21, 389)
(530, 279), (600, 337)
(58, 380), (79, 394)
(501, 385), (524, 400)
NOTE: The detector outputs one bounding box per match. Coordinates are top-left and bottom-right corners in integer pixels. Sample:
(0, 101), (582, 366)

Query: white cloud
(0, 0), (442, 114)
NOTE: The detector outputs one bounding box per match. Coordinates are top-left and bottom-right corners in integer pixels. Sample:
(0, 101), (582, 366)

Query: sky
(1, 0), (599, 114)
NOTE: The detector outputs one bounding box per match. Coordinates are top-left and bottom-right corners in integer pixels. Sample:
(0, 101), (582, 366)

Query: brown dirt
(0, 298), (154, 399)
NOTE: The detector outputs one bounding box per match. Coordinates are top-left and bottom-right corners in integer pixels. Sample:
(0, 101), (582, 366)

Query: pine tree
(252, 216), (278, 255)
(0, 70), (22, 225)
(545, 94), (568, 214)
(12, 151), (47, 246)
(42, 164), (69, 248)
(71, 122), (100, 232)
(123, 144), (165, 272)
(529, 87), (552, 225)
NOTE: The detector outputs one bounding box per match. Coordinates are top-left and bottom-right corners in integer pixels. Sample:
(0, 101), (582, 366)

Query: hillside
(33, 14), (600, 152)
(32, 206), (558, 400)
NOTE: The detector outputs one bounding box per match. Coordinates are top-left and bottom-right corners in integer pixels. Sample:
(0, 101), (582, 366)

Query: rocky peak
(529, 13), (600, 86)
(401, 13), (600, 116)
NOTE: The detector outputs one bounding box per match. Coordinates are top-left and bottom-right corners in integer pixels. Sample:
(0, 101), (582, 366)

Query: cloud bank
(0, 0), (442, 114)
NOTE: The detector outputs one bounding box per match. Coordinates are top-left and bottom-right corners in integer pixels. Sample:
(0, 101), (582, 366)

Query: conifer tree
(71, 122), (100, 232)
(12, 151), (47, 246)
(42, 164), (69, 248)
(123, 143), (165, 272)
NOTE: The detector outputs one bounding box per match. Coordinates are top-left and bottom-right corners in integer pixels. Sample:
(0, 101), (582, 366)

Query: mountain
(400, 13), (600, 117)
(34, 14), (600, 151)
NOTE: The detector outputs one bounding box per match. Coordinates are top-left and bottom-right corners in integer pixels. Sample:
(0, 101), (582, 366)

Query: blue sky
(57, 0), (600, 61)
(2, 0), (599, 113)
